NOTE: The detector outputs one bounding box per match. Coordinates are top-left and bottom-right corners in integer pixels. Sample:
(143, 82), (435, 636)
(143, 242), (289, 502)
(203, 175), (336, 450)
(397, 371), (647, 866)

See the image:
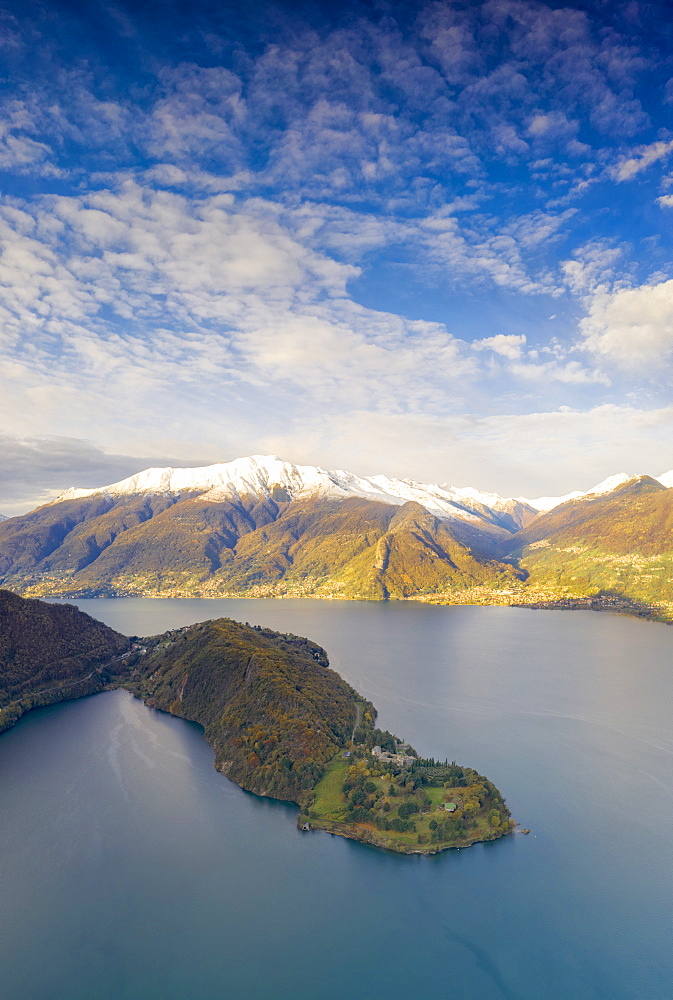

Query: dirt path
(351, 700), (362, 742)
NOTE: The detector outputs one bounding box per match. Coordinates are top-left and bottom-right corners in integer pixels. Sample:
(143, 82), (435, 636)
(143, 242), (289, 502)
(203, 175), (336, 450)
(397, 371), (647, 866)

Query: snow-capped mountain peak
(54, 454), (534, 533)
(52, 455), (673, 529)
(523, 473), (640, 512)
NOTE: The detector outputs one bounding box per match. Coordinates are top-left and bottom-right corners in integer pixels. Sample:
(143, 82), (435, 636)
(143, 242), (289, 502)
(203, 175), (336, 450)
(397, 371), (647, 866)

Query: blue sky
(3, 0), (673, 513)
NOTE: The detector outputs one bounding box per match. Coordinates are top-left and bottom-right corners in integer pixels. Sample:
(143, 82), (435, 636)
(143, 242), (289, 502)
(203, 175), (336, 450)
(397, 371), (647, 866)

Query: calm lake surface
(1, 599), (672, 1000)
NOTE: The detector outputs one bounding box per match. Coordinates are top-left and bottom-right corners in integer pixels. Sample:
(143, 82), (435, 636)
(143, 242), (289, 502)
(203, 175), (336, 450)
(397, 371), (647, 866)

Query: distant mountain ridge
(51, 453), (673, 518)
(522, 473), (642, 511)
(2, 456), (673, 615)
(55, 454), (537, 534)
(502, 474), (673, 614)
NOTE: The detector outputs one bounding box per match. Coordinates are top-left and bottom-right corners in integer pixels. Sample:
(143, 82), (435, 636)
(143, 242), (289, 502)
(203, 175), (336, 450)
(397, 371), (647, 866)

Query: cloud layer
(1, 0), (673, 508)
(0, 435), (211, 516)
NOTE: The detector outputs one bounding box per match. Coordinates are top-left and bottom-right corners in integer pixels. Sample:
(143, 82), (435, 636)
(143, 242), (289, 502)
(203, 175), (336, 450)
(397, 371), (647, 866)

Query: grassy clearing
(312, 755), (350, 819)
(424, 785), (448, 806)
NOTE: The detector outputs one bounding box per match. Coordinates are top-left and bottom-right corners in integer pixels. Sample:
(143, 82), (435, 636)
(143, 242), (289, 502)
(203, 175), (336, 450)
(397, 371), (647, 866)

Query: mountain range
(1, 454), (672, 616)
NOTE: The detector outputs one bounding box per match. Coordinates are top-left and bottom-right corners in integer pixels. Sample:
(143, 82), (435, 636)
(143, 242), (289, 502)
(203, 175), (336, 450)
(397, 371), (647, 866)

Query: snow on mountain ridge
(523, 473), (642, 512)
(53, 456), (673, 526)
(54, 454), (532, 532)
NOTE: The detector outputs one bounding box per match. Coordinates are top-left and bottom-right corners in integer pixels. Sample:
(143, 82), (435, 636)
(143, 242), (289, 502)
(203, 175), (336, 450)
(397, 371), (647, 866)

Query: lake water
(1, 599), (672, 1000)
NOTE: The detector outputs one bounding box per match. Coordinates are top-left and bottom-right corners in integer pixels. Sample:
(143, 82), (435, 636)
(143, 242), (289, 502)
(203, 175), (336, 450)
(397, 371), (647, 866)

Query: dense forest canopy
(122, 618), (360, 801)
(0, 589), (130, 730)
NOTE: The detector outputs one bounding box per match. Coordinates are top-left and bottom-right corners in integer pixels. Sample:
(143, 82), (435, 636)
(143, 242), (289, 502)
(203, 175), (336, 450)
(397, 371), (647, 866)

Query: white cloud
(274, 402), (673, 501)
(504, 208), (577, 249)
(141, 164), (254, 193)
(613, 139), (673, 181)
(0, 181), (482, 430)
(562, 243), (673, 370)
(419, 212), (561, 295)
(142, 64), (246, 166)
(421, 0), (649, 143)
(0, 101), (62, 176)
(510, 359), (610, 385)
(0, 128), (50, 171)
(472, 328), (609, 383)
(561, 241), (625, 294)
(579, 278), (673, 365)
(472, 333), (526, 359)
(527, 111), (578, 142)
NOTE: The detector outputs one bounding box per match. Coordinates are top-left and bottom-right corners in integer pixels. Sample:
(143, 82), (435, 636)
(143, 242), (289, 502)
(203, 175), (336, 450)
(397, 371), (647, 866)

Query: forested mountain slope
(0, 493), (521, 599)
(129, 618), (359, 801)
(504, 477), (673, 607)
(0, 589), (130, 731)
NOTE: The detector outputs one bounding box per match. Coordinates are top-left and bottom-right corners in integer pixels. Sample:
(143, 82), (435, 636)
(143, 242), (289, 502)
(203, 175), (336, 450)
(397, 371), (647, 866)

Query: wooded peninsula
(0, 590), (513, 855)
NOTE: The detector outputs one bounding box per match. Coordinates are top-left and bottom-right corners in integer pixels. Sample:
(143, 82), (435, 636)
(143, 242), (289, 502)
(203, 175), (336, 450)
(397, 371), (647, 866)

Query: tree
(398, 801), (419, 819)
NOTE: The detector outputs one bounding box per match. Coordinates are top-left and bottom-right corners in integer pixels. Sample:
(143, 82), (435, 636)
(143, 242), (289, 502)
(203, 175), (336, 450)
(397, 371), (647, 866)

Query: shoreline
(305, 816), (509, 855)
(134, 698), (514, 857)
(34, 586), (670, 626)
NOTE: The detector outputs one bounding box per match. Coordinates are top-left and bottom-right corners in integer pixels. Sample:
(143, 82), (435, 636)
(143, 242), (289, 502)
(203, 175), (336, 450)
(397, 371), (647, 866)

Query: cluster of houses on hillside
(371, 744), (416, 768)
